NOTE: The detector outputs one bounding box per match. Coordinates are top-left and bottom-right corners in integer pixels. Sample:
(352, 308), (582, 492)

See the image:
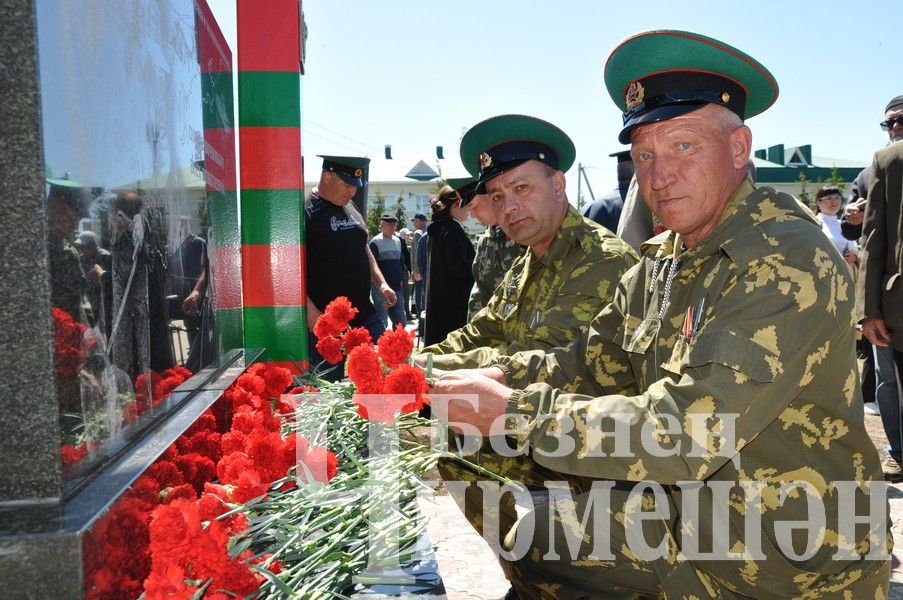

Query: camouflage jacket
(48, 237), (85, 319)
(496, 181), (888, 594)
(467, 225), (523, 319)
(424, 205), (637, 370)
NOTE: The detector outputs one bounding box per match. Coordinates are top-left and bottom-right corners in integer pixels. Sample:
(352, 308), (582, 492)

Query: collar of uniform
(490, 224), (509, 242)
(530, 205), (586, 269)
(651, 177), (756, 263)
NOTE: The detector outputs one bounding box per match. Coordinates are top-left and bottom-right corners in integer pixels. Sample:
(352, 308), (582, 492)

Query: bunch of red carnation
(219, 363), (337, 501)
(83, 362), (318, 599)
(51, 307), (91, 379)
(313, 296), (373, 364)
(345, 324), (429, 425)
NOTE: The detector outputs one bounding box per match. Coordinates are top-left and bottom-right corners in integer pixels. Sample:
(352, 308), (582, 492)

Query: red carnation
(245, 430), (290, 482)
(261, 365), (294, 398)
(316, 335), (344, 364)
(161, 483), (197, 504)
(175, 453), (216, 494)
(296, 436), (338, 484)
(342, 327), (372, 354)
(163, 365), (193, 382)
(142, 563), (196, 600)
(185, 412), (217, 436)
(235, 373), (267, 397)
(61, 443), (88, 466)
(383, 363), (428, 414)
(323, 296), (358, 327)
(146, 460), (184, 490)
(230, 469), (268, 504)
(221, 430), (248, 455)
(313, 314), (346, 340)
(346, 344), (384, 393)
(377, 323), (414, 368)
(126, 474), (160, 506)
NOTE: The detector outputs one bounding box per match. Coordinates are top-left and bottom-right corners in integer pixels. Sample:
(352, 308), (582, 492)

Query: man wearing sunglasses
(860, 97), (903, 466)
(841, 95), (903, 483)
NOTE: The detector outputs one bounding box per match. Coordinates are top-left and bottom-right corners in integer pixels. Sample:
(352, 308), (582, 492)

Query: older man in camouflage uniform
(433, 31), (890, 599)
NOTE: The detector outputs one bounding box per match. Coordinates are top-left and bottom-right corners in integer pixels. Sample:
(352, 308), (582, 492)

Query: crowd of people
(303, 28), (902, 598)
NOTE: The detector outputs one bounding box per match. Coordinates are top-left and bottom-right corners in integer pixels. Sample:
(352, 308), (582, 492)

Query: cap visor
(336, 172), (364, 187)
(618, 102), (709, 144)
(473, 158), (530, 194)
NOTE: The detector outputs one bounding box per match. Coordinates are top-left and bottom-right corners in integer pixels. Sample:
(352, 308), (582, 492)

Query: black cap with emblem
(459, 114), (576, 194)
(318, 155), (370, 188)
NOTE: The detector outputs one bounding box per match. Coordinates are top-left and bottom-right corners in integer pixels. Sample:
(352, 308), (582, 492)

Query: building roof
(305, 154), (470, 185)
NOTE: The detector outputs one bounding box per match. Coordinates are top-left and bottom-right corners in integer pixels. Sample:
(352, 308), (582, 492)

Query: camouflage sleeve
(506, 250), (854, 484)
(494, 260), (640, 394)
(515, 245), (636, 356)
(467, 233), (493, 319)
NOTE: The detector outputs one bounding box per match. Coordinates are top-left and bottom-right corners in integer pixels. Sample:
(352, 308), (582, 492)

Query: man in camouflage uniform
(433, 30), (890, 599)
(464, 186), (522, 319)
(422, 116), (637, 565)
(422, 115), (637, 371)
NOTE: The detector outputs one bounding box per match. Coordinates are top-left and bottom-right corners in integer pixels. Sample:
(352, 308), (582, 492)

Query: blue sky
(209, 0), (902, 195)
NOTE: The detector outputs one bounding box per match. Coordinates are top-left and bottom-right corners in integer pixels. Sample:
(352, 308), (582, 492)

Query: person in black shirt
(305, 156), (396, 379)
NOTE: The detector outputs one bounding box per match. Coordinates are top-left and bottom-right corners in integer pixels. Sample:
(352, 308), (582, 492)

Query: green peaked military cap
(459, 114), (576, 193)
(318, 155), (370, 188)
(443, 176), (478, 207)
(604, 30), (779, 143)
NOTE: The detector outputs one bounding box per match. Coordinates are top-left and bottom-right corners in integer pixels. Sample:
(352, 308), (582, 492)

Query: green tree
(576, 190), (586, 212)
(797, 171), (811, 209)
(366, 188), (386, 238)
(824, 166), (846, 194)
(394, 196), (406, 224)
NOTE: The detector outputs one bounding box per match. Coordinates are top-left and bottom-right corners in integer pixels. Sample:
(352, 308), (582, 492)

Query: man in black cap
(368, 213), (410, 329)
(582, 150), (633, 232)
(305, 156), (396, 379)
(74, 230), (111, 328)
(431, 31), (889, 599)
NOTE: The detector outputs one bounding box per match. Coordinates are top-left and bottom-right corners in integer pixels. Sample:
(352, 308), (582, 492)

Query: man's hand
(379, 283), (397, 307)
(862, 317), (893, 347)
(429, 370), (513, 436)
(182, 290), (201, 316)
(844, 198), (866, 226)
(413, 273), (422, 282)
(88, 264), (105, 283)
(842, 248), (858, 266)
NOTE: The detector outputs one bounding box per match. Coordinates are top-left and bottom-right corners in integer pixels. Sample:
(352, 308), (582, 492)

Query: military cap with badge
(604, 29), (779, 143)
(459, 114), (576, 194)
(319, 155), (370, 188)
(443, 176), (477, 208)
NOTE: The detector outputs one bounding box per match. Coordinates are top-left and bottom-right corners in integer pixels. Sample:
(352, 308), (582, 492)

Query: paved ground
(414, 411), (903, 599)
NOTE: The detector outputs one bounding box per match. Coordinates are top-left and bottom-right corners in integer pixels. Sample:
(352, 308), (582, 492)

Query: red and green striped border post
(237, 0), (306, 370)
(196, 0), (243, 355)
